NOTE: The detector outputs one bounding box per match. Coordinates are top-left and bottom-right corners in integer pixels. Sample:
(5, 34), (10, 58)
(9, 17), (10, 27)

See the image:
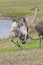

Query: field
(0, 0), (43, 17)
(0, 37), (43, 65)
(0, 37), (43, 53)
(0, 48), (43, 65)
(0, 0), (43, 65)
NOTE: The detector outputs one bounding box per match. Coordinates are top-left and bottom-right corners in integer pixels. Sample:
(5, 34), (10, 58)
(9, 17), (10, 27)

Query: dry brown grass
(0, 48), (43, 65)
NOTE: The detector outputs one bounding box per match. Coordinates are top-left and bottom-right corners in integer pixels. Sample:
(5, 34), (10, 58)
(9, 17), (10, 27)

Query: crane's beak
(30, 8), (35, 10)
(30, 7), (39, 11)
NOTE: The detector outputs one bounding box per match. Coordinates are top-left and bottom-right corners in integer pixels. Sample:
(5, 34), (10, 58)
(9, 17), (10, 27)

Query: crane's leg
(39, 34), (41, 49)
(10, 34), (21, 48)
(42, 36), (43, 39)
(26, 34), (35, 40)
(29, 36), (35, 40)
(11, 39), (22, 49)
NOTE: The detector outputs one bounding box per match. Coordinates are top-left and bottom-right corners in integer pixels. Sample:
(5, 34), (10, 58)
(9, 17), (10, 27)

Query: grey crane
(11, 17), (34, 48)
(11, 17), (28, 48)
(30, 7), (43, 48)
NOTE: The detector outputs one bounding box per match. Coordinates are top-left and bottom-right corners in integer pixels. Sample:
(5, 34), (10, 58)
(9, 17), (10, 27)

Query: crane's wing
(35, 24), (43, 34)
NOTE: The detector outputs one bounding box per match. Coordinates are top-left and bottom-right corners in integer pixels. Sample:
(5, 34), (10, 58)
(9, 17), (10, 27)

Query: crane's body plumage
(11, 17), (30, 48)
(35, 24), (43, 35)
(31, 7), (43, 48)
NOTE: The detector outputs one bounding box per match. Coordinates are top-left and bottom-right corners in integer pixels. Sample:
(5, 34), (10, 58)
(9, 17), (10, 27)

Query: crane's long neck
(32, 10), (38, 27)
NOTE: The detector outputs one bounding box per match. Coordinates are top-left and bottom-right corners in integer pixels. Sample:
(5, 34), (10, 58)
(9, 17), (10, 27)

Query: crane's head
(19, 34), (26, 44)
(30, 7), (39, 12)
(34, 7), (39, 12)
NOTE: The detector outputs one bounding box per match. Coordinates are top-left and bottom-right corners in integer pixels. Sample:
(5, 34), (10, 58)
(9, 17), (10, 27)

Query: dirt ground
(0, 48), (43, 65)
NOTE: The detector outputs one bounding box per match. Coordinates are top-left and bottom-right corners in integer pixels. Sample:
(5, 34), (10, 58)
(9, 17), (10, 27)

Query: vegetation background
(0, 0), (43, 16)
(0, 0), (43, 65)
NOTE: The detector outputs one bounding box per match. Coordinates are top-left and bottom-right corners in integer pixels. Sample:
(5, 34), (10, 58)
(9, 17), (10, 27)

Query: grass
(0, 31), (43, 53)
(0, 0), (43, 16)
(0, 1), (43, 65)
(0, 0), (43, 53)
(0, 38), (43, 53)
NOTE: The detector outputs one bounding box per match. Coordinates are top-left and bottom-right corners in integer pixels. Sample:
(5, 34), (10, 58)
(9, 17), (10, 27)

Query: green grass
(0, 39), (43, 53)
(0, 0), (43, 16)
(0, 0), (43, 53)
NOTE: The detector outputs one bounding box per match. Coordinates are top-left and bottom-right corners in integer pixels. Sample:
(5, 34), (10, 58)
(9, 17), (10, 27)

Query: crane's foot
(17, 44), (22, 49)
(11, 40), (22, 49)
(17, 41), (22, 49)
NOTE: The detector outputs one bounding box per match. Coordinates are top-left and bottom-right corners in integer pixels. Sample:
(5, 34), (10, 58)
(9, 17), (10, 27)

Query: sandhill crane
(30, 7), (43, 48)
(11, 17), (34, 48)
(19, 17), (34, 39)
(11, 17), (28, 48)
